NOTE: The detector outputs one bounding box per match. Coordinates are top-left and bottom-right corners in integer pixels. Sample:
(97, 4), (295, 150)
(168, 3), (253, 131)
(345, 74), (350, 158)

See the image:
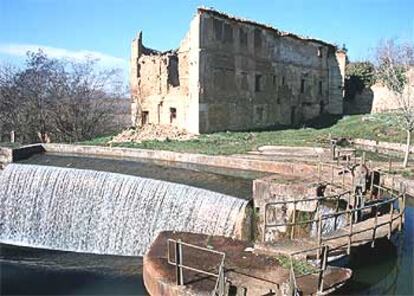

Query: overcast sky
(1, 0), (413, 78)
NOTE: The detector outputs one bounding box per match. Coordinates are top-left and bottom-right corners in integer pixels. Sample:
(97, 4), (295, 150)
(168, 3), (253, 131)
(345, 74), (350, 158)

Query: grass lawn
(81, 114), (408, 155)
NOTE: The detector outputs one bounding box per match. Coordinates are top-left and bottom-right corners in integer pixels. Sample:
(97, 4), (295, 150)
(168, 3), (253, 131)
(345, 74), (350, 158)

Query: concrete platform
(143, 231), (352, 296)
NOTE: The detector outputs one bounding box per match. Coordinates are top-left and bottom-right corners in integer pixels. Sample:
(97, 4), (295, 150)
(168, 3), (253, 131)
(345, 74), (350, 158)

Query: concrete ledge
(353, 138), (413, 158)
(42, 143), (316, 175)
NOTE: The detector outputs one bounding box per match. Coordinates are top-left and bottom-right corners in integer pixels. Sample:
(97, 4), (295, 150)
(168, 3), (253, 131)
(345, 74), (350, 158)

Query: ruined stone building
(130, 8), (346, 134)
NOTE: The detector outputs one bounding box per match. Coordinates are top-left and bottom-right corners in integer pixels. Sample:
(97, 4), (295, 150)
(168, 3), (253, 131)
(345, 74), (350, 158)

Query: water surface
(17, 153), (267, 199)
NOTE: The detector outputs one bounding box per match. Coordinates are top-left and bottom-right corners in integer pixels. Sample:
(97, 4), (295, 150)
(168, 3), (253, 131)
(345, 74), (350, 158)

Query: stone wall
(371, 71), (414, 113)
(131, 8), (346, 134)
(253, 174), (321, 242)
(344, 69), (414, 115)
(130, 15), (200, 134)
(198, 9), (345, 132)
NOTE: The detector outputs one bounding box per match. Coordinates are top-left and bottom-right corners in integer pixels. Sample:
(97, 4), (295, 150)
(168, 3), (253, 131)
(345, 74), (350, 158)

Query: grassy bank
(81, 114), (408, 155)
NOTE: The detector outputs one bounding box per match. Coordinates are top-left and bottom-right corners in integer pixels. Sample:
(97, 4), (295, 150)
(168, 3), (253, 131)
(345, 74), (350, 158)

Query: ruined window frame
(254, 29), (262, 51)
(169, 107), (177, 124)
(213, 18), (223, 42)
(142, 111), (149, 125)
(223, 23), (233, 44)
(239, 27), (248, 49)
(255, 74), (262, 92)
(240, 71), (249, 91)
(254, 105), (264, 123)
(300, 79), (305, 93)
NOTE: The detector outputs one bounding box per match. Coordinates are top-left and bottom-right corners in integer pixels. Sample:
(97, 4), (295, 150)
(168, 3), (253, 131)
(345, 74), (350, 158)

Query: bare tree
(375, 40), (414, 167)
(0, 50), (124, 144)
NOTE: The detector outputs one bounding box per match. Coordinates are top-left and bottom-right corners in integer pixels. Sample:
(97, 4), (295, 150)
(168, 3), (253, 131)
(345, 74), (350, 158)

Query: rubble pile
(110, 124), (196, 143)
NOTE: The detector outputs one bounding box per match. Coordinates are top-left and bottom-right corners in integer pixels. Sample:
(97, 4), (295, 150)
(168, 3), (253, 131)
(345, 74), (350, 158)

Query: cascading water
(0, 164), (247, 256)
(311, 204), (347, 237)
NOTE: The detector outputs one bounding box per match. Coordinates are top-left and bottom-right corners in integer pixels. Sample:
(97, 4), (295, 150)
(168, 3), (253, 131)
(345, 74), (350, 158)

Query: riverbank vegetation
(82, 114), (408, 155)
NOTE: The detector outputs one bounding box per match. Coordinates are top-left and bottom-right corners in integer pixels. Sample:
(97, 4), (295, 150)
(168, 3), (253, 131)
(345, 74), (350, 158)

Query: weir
(0, 164), (248, 256)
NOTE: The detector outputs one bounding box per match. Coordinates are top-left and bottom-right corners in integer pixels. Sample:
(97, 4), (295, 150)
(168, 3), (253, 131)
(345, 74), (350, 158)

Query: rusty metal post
(370, 170), (374, 195)
(334, 195), (340, 231)
(317, 245), (329, 294)
(399, 183), (406, 231)
(347, 210), (353, 255)
(388, 200), (394, 239)
(291, 202), (297, 240)
(317, 214), (323, 260)
(371, 205), (379, 248)
(175, 239), (184, 286)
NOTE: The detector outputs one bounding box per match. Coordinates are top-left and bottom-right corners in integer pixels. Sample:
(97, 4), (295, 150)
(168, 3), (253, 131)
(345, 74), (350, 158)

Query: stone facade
(345, 69), (414, 115)
(131, 8), (346, 134)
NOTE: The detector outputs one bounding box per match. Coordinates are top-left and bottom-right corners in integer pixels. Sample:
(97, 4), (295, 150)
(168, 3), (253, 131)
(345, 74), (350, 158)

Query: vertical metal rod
(347, 211), (353, 255)
(370, 171), (374, 197)
(334, 195), (340, 231)
(263, 205), (267, 242)
(175, 240), (184, 286)
(388, 200), (394, 239)
(318, 246), (328, 294)
(317, 214), (323, 260)
(401, 191), (406, 230)
(291, 202), (297, 240)
(371, 205), (379, 248)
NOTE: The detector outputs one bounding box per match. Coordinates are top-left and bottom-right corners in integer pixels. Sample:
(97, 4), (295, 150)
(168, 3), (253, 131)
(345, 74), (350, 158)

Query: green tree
(344, 62), (376, 101)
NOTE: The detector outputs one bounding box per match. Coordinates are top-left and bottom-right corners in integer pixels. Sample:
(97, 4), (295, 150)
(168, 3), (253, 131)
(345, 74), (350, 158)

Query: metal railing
(167, 238), (227, 296)
(264, 190), (352, 241)
(264, 178), (407, 255)
(288, 244), (330, 295)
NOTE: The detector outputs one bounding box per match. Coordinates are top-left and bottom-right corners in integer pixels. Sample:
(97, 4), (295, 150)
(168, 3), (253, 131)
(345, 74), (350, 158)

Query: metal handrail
(288, 244), (330, 295)
(167, 238), (227, 296)
(265, 192), (402, 228)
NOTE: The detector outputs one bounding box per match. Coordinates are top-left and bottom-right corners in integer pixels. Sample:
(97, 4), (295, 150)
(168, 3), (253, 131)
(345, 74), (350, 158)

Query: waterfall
(311, 204), (347, 237)
(0, 164), (247, 256)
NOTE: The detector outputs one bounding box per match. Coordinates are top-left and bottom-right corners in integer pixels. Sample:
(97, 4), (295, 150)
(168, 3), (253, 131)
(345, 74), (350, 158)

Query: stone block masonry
(130, 8), (346, 134)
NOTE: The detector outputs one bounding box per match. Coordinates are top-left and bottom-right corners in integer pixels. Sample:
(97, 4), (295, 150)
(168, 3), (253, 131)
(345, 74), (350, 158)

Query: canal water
(335, 197), (414, 295)
(17, 153), (267, 199)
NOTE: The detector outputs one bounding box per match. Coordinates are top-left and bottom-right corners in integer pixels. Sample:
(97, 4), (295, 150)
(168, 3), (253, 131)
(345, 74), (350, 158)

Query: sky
(1, 0), (413, 78)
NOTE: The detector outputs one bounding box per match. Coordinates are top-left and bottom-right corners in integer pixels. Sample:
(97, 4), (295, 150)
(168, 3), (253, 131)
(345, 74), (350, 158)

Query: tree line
(0, 50), (126, 144)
